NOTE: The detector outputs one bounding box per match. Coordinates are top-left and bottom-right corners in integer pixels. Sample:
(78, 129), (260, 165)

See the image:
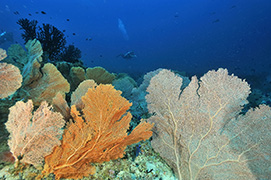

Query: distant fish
(35, 11), (39, 14)
(66, 19), (70, 21)
(212, 19), (220, 23)
(41, 11), (46, 14)
(28, 13), (32, 16)
(209, 12), (216, 15)
(118, 18), (129, 40)
(174, 12), (179, 18)
(5, 5), (10, 12)
(0, 31), (6, 37)
(231, 5), (236, 9)
(13, 11), (19, 15)
(72, 33), (76, 35)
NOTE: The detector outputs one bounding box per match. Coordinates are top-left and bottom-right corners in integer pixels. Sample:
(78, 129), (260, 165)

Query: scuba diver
(117, 51), (137, 59)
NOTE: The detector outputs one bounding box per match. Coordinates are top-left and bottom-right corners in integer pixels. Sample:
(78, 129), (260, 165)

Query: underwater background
(1, 0), (271, 180)
(1, 0), (271, 91)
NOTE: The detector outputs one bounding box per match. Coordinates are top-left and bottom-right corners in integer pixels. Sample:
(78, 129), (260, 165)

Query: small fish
(135, 144), (141, 157)
(13, 11), (19, 15)
(28, 13), (32, 16)
(0, 31), (6, 37)
(41, 11), (46, 14)
(174, 12), (179, 18)
(212, 19), (220, 23)
(66, 19), (70, 21)
(72, 33), (76, 35)
(63, 30), (66, 32)
(35, 11), (39, 14)
(209, 12), (216, 15)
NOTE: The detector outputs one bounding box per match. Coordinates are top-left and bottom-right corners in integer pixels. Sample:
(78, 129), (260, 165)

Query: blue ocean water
(0, 0), (271, 88)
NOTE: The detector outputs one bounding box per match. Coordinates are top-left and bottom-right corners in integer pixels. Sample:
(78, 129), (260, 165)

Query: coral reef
(52, 92), (71, 121)
(21, 39), (43, 85)
(69, 66), (116, 91)
(5, 100), (65, 167)
(0, 48), (7, 61)
(85, 66), (116, 84)
(0, 48), (22, 99)
(0, 63), (22, 99)
(70, 79), (97, 109)
(146, 68), (271, 179)
(25, 63), (70, 106)
(43, 84), (153, 179)
(1, 35), (271, 180)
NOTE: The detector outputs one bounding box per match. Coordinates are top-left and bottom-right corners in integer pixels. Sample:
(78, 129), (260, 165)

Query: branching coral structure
(0, 63), (22, 99)
(37, 23), (66, 60)
(17, 18), (81, 62)
(0, 48), (22, 99)
(43, 84), (153, 179)
(5, 100), (65, 167)
(146, 68), (271, 180)
(17, 18), (38, 43)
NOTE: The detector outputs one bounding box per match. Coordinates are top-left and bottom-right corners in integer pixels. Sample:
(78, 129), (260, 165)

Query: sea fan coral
(26, 63), (70, 105)
(43, 84), (153, 179)
(86, 66), (116, 84)
(146, 68), (271, 179)
(0, 48), (7, 61)
(5, 100), (65, 167)
(0, 63), (22, 99)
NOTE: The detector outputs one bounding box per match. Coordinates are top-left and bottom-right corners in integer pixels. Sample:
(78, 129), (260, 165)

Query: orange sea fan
(43, 84), (153, 180)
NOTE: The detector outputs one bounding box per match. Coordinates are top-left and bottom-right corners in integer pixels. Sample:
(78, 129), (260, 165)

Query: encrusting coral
(146, 68), (271, 179)
(42, 84), (153, 180)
